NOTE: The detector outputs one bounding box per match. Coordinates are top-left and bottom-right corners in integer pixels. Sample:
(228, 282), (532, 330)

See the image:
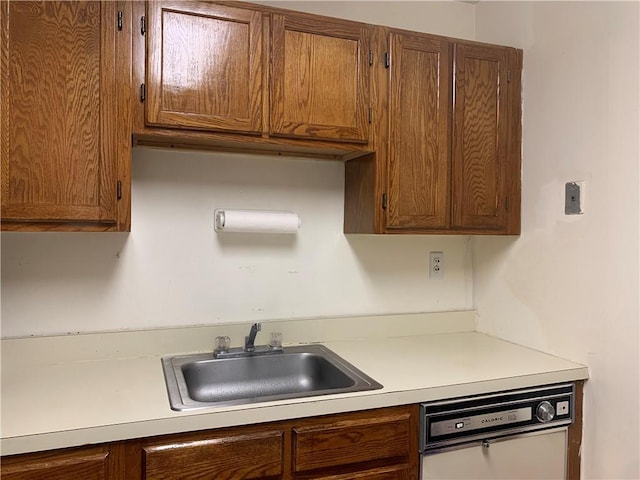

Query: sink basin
(162, 344), (382, 410)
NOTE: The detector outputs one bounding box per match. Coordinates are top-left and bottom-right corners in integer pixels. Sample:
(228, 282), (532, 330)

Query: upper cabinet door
(452, 43), (510, 230)
(386, 32), (450, 229)
(270, 13), (370, 143)
(1, 1), (117, 227)
(146, 1), (263, 134)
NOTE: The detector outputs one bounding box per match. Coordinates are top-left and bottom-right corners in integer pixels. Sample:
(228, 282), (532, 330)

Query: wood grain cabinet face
(137, 429), (284, 480)
(292, 408), (413, 476)
(122, 405), (418, 480)
(270, 13), (370, 143)
(145, 1), (263, 134)
(379, 36), (520, 234)
(386, 32), (450, 229)
(0, 445), (116, 480)
(452, 43), (512, 231)
(1, 0), (119, 229)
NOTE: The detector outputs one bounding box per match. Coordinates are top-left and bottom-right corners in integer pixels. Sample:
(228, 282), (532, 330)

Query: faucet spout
(244, 323), (261, 352)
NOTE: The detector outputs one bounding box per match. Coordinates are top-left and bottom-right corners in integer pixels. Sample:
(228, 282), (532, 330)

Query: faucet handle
(269, 332), (283, 350)
(214, 336), (230, 357)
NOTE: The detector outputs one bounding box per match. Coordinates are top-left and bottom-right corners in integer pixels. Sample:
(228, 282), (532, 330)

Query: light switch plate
(565, 182), (584, 215)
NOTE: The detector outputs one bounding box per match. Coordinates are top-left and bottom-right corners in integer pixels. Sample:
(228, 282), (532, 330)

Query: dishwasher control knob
(536, 401), (556, 423)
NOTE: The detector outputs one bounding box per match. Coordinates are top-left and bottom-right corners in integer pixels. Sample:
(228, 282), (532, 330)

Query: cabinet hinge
(505, 196), (509, 210)
(368, 106), (372, 124)
(384, 52), (390, 69)
(117, 11), (123, 31)
(140, 16), (146, 36)
(117, 180), (122, 200)
(140, 83), (146, 102)
(507, 69), (511, 83)
(382, 193), (387, 210)
(368, 50), (373, 66)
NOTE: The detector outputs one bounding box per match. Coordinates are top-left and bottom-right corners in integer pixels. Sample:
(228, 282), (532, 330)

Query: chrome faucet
(213, 322), (281, 359)
(244, 322), (261, 352)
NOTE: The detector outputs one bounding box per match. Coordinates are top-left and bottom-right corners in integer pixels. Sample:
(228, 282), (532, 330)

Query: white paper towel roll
(214, 209), (300, 233)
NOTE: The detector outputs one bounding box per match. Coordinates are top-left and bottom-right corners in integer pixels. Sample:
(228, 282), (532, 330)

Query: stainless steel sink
(162, 344), (382, 411)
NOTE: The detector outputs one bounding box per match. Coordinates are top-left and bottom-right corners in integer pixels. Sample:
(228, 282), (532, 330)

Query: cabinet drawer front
(293, 412), (410, 472)
(1, 446), (110, 480)
(143, 430), (283, 480)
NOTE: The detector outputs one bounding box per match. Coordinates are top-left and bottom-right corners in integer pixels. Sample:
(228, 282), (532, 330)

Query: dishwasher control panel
(420, 383), (574, 451)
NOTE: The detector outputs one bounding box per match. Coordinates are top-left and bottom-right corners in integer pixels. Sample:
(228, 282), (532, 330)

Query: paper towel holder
(214, 209), (301, 234)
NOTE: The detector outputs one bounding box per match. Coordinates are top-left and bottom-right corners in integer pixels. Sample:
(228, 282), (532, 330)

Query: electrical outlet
(429, 251), (444, 280)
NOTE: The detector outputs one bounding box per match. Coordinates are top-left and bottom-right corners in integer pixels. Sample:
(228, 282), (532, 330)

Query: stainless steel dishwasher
(420, 383), (574, 480)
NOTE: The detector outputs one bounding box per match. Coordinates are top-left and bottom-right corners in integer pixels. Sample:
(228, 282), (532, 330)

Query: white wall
(254, 1), (476, 39)
(1, 147), (473, 337)
(474, 2), (639, 479)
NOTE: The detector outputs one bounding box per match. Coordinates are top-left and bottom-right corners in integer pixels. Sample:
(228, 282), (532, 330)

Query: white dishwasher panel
(422, 428), (567, 480)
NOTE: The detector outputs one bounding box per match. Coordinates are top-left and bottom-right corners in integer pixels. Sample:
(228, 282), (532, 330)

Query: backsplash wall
(1, 148), (473, 337)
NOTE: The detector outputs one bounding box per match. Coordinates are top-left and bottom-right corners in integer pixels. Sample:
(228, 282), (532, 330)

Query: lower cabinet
(127, 426), (285, 480)
(309, 465), (411, 480)
(0, 444), (123, 480)
(0, 405), (418, 480)
(292, 407), (415, 478)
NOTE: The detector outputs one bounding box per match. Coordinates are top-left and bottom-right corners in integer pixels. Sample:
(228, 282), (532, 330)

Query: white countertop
(0, 311), (588, 455)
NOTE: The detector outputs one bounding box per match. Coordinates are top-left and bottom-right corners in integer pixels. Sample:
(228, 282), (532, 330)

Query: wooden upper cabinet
(270, 13), (370, 143)
(145, 1), (263, 134)
(386, 32), (450, 229)
(1, 0), (120, 229)
(452, 43), (511, 230)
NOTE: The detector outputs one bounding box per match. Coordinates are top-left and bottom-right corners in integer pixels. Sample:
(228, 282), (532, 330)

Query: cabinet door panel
(271, 14), (369, 143)
(1, 446), (112, 480)
(146, 1), (263, 133)
(142, 430), (283, 480)
(387, 33), (450, 229)
(1, 1), (117, 225)
(452, 43), (509, 229)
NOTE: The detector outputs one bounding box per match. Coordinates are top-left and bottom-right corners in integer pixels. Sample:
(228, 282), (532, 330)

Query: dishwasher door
(421, 428), (567, 480)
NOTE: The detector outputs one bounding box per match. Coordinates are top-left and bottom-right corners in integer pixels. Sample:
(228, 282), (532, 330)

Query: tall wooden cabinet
(1, 0), (130, 231)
